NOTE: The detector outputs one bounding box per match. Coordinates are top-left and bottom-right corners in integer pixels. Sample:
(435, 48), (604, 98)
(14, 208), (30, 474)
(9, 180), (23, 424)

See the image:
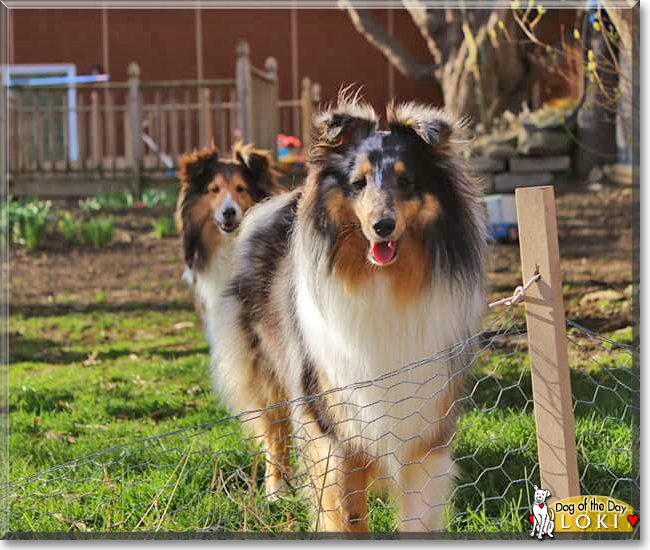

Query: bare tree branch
(401, 0), (444, 64)
(339, 0), (438, 81)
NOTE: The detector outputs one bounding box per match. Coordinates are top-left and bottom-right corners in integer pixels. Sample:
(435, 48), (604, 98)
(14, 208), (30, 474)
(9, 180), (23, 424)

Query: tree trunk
(340, 4), (530, 123)
(575, 10), (622, 176)
(602, 3), (637, 163)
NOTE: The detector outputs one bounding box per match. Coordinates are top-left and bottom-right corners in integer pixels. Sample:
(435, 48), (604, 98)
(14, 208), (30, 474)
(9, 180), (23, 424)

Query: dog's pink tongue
(371, 241), (397, 265)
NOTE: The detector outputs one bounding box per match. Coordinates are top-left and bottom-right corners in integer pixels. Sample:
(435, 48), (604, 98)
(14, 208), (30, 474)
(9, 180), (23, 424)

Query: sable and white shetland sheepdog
(214, 92), (487, 532)
(175, 142), (284, 342)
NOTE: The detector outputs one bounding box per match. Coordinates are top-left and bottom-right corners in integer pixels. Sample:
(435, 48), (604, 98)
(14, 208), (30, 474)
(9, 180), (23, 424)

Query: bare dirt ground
(9, 182), (634, 332)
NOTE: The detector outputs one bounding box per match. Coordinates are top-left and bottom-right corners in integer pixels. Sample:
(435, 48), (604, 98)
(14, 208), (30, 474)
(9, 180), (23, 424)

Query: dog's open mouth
(219, 222), (239, 234)
(368, 240), (399, 266)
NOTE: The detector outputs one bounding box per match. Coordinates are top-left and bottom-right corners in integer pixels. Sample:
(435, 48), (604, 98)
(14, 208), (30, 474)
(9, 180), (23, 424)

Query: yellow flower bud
(593, 21), (602, 31)
(573, 29), (581, 39)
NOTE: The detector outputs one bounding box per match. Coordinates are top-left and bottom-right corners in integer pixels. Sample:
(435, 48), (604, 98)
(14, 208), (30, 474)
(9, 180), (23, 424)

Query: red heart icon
(628, 515), (639, 527)
(540, 504), (544, 508)
(529, 515), (534, 524)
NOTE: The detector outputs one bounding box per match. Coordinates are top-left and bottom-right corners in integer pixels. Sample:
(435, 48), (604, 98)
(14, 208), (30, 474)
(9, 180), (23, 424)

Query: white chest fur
(195, 238), (236, 350)
(295, 266), (484, 461)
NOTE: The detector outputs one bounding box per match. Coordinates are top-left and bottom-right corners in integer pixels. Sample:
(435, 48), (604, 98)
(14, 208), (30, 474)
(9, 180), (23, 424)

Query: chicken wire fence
(1, 307), (637, 535)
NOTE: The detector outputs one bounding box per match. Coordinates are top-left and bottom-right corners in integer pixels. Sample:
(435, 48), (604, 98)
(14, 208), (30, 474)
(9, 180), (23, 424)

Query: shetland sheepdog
(175, 142), (284, 342)
(213, 93), (487, 532)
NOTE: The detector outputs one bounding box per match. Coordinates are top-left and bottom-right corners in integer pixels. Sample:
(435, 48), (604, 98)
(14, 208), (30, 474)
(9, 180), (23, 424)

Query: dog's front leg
(257, 405), (292, 500)
(297, 412), (369, 533)
(309, 443), (369, 532)
(397, 446), (455, 532)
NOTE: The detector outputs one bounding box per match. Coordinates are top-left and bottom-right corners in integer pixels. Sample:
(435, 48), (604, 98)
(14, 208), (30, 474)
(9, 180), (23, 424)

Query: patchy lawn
(4, 182), (636, 534)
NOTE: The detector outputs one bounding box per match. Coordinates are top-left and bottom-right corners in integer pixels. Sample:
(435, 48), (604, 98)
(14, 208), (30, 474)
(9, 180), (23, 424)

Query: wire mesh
(1, 308), (637, 535)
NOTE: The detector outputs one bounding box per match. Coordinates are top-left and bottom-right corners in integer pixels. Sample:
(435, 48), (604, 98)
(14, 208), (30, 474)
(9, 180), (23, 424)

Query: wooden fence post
(90, 89), (103, 170)
(311, 81), (321, 104)
(1, 77), (8, 195)
(236, 40), (253, 144)
(301, 77), (314, 154)
(33, 95), (43, 172)
(202, 87), (214, 147)
(127, 62), (143, 195)
(124, 108), (132, 167)
(262, 56), (279, 153)
(104, 89), (116, 173)
(516, 185), (580, 503)
(7, 92), (16, 175)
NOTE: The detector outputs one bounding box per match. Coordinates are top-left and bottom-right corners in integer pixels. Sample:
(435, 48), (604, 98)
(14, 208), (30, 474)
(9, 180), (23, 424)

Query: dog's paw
(265, 477), (290, 501)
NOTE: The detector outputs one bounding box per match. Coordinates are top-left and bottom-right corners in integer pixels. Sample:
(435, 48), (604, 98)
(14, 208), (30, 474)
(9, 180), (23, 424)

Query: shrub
(152, 217), (176, 239)
(1, 199), (52, 250)
(142, 188), (177, 208)
(81, 217), (115, 248)
(77, 190), (177, 211)
(79, 192), (134, 212)
(59, 212), (82, 244)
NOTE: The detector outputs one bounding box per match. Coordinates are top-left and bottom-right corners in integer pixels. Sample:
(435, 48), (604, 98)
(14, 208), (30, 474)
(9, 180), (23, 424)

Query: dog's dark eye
(236, 185), (246, 194)
(211, 185), (220, 194)
(351, 178), (366, 191)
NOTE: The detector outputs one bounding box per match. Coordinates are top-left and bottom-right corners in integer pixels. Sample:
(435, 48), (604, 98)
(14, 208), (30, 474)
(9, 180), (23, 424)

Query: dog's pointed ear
(533, 485), (539, 492)
(234, 142), (284, 200)
(545, 490), (551, 499)
(178, 145), (219, 188)
(386, 101), (465, 150)
(310, 87), (378, 162)
(234, 141), (271, 180)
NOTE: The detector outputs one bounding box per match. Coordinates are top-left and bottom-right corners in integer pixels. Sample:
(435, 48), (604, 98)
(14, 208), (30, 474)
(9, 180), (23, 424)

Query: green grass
(5, 309), (634, 533)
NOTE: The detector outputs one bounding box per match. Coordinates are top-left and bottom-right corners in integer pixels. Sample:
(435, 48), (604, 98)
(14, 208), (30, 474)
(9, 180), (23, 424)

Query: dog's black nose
(373, 218), (396, 238)
(222, 207), (236, 221)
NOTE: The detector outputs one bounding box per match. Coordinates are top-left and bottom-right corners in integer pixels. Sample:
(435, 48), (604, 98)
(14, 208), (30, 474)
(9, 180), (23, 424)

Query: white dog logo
(530, 485), (555, 539)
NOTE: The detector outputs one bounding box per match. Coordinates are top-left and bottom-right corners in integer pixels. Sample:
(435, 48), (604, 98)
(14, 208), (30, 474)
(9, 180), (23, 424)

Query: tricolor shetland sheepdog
(214, 92), (487, 532)
(176, 142), (284, 342)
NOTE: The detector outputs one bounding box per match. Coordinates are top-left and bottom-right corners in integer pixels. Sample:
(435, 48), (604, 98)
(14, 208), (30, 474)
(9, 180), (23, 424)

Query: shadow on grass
(11, 385), (76, 414)
(456, 352), (636, 520)
(10, 301), (196, 318)
(9, 332), (207, 365)
(469, 353), (634, 422)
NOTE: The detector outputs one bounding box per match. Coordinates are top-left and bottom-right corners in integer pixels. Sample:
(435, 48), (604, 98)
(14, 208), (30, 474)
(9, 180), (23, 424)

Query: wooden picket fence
(6, 40), (320, 197)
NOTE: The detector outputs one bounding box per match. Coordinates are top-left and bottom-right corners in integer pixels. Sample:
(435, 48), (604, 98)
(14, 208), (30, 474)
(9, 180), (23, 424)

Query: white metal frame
(2, 63), (79, 161)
